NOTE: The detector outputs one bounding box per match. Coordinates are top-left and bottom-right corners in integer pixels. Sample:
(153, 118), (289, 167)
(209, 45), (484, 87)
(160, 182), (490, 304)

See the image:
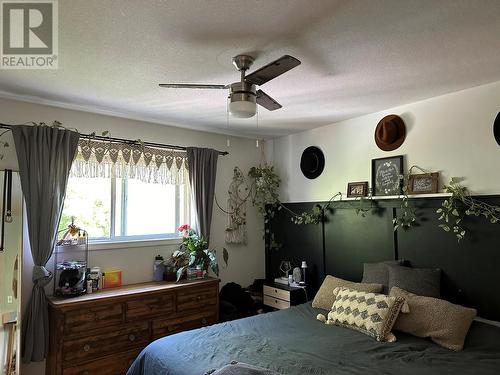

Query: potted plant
(167, 224), (224, 282)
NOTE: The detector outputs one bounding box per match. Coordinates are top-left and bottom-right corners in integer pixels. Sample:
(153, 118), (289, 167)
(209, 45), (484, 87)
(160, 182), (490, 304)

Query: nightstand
(263, 283), (308, 310)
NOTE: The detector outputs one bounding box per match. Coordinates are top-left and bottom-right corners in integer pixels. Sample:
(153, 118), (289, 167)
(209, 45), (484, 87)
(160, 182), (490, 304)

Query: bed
(129, 196), (500, 374)
(127, 302), (500, 375)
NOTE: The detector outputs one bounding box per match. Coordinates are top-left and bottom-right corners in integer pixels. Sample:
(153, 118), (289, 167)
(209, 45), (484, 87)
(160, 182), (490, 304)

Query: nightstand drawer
(264, 295), (290, 310)
(263, 285), (290, 301)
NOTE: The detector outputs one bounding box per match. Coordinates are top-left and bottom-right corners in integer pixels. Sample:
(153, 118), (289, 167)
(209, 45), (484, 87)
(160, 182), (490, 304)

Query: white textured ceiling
(1, 0), (500, 138)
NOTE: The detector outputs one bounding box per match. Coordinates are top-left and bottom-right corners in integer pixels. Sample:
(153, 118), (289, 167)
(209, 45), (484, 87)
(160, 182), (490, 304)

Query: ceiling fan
(159, 54), (301, 118)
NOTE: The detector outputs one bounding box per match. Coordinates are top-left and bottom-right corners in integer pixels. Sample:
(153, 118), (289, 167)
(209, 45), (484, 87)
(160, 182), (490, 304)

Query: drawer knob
(196, 296), (202, 301)
(275, 299), (278, 303)
(83, 344), (90, 352)
(201, 318), (207, 324)
(129, 334), (136, 342)
(274, 289), (278, 293)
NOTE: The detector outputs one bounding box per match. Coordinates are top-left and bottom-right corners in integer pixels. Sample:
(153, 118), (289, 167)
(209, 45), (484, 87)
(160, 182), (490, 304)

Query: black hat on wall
(494, 112), (500, 146)
(300, 146), (325, 179)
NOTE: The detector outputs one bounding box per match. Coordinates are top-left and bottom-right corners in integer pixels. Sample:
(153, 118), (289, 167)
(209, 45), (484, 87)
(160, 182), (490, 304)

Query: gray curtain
(187, 147), (219, 243)
(13, 125), (79, 362)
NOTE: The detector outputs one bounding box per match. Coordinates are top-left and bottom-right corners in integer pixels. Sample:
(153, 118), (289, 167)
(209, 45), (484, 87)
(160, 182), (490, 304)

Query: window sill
(89, 237), (182, 251)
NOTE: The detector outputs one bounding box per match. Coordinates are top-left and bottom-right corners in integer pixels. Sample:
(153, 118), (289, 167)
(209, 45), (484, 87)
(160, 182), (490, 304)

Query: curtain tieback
(32, 265), (53, 286)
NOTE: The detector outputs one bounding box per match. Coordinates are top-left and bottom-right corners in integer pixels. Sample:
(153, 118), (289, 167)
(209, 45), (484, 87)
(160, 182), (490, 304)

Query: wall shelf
(342, 192), (452, 201)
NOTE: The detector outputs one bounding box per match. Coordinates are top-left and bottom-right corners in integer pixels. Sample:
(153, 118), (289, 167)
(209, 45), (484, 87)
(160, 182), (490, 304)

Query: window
(59, 176), (191, 242)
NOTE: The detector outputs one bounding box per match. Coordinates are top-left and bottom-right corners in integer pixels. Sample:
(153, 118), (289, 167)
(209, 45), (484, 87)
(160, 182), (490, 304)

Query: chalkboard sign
(408, 172), (439, 194)
(372, 155), (404, 196)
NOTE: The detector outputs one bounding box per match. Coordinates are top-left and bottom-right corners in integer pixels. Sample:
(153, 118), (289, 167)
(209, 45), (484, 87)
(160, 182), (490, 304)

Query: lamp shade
(229, 99), (256, 118)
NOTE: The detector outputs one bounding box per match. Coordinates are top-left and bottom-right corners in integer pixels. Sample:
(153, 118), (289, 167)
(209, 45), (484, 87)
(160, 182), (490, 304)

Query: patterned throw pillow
(325, 287), (406, 342)
(311, 275), (383, 310)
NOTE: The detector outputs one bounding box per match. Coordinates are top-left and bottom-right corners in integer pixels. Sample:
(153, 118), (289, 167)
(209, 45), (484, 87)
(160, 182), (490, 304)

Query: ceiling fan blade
(256, 90), (282, 111)
(159, 83), (228, 89)
(245, 55), (301, 86)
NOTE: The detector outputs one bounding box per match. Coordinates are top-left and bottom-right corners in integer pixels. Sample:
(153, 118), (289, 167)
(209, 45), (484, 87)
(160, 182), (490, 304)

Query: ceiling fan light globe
(229, 100), (256, 118)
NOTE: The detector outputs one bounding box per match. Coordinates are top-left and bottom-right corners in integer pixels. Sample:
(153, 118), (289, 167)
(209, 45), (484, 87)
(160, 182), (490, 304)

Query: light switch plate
(7, 295), (13, 303)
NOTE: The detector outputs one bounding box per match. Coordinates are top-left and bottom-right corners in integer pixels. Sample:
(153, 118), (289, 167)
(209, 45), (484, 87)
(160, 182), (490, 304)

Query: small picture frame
(347, 182), (368, 197)
(371, 155), (404, 196)
(407, 173), (439, 194)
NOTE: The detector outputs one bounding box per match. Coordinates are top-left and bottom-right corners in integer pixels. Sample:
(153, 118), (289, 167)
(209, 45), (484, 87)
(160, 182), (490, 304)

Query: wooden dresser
(46, 278), (219, 375)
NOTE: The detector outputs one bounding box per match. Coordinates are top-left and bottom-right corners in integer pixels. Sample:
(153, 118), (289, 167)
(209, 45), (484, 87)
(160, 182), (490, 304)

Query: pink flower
(178, 224), (190, 232)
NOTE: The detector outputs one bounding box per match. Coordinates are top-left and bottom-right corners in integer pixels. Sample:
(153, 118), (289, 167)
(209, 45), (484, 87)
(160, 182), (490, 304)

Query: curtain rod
(0, 123), (229, 156)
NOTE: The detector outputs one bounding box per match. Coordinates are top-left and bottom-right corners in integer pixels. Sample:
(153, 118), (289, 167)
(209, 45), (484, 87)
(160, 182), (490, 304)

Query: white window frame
(74, 176), (190, 244)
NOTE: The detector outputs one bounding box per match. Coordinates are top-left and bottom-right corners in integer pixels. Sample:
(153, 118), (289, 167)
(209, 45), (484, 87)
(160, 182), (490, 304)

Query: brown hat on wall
(375, 114), (406, 151)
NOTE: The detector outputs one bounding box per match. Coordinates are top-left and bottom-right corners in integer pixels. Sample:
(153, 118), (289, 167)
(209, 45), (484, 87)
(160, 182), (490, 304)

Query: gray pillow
(388, 265), (441, 298)
(362, 260), (404, 294)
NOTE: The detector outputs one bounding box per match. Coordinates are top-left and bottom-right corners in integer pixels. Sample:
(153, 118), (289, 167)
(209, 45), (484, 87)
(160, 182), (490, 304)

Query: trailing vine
(437, 178), (500, 241)
(247, 164), (375, 225)
(392, 168), (419, 231)
(219, 163), (500, 247)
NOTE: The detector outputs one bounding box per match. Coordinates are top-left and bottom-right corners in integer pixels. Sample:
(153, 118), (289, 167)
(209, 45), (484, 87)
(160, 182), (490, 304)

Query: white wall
(0, 97), (265, 374)
(274, 80), (500, 202)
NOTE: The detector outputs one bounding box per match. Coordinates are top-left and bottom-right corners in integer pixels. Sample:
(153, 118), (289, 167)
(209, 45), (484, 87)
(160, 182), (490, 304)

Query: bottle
(153, 255), (164, 282)
(86, 279), (93, 294)
(90, 267), (101, 291)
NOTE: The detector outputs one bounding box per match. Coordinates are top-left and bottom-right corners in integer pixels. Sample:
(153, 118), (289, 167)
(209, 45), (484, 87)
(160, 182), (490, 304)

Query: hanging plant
(248, 164), (325, 225)
(246, 164), (376, 227)
(248, 164), (281, 217)
(392, 172), (417, 231)
(393, 194), (417, 231)
(437, 178), (500, 241)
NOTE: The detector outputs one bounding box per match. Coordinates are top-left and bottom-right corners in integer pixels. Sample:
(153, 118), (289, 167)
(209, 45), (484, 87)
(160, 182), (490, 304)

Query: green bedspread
(127, 303), (500, 375)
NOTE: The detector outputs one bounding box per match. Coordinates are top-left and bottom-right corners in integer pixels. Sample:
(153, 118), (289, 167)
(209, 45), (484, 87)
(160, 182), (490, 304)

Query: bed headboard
(267, 196), (500, 320)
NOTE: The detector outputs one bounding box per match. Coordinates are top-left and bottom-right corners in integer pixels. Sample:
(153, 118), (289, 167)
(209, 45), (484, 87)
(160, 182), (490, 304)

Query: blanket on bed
(127, 303), (500, 375)
(206, 361), (280, 375)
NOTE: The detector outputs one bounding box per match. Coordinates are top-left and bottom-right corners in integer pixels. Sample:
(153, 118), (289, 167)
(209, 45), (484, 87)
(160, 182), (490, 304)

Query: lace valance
(70, 139), (189, 185)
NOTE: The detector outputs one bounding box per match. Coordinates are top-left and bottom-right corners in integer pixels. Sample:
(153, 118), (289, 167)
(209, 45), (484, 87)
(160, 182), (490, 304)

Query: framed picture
(347, 181), (368, 197)
(371, 155), (404, 196)
(407, 172), (439, 194)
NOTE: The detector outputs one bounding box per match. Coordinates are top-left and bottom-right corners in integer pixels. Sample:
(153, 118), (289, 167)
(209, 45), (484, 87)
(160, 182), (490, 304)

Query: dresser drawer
(177, 285), (217, 312)
(64, 303), (124, 335)
(152, 309), (217, 339)
(62, 348), (142, 375)
(62, 322), (149, 364)
(126, 293), (174, 320)
(264, 295), (290, 310)
(263, 285), (290, 301)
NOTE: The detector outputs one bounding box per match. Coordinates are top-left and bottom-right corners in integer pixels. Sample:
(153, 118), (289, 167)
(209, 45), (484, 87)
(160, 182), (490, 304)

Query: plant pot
(164, 271), (177, 282)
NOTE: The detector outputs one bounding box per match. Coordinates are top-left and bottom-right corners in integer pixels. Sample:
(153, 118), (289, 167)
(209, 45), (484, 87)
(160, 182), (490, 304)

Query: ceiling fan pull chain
(255, 106), (259, 148)
(226, 95), (231, 147)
